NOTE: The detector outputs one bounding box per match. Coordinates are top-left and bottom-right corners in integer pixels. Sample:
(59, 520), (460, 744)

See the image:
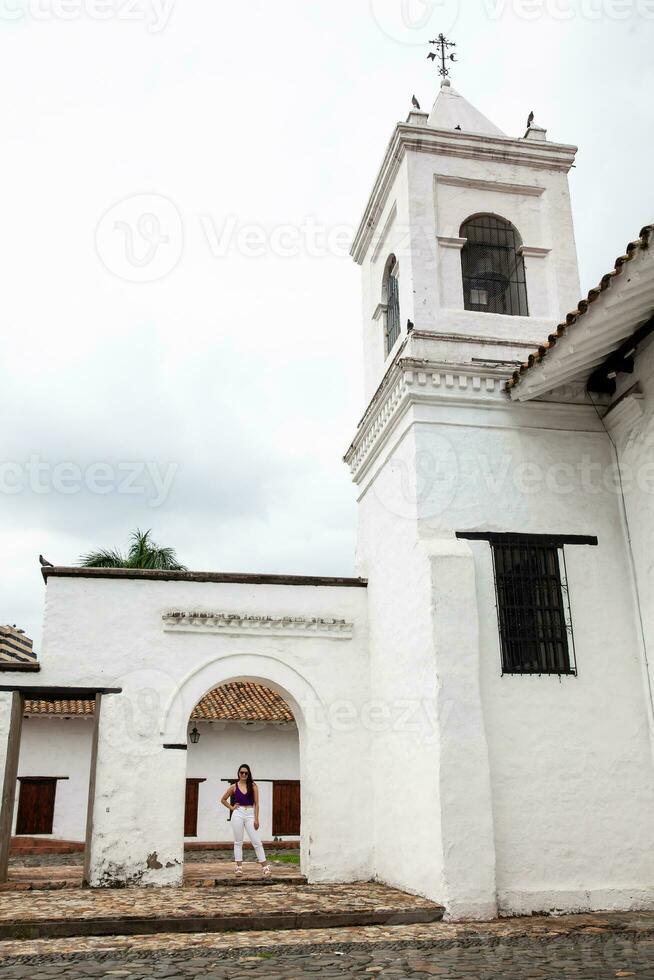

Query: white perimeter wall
(35, 576), (371, 887)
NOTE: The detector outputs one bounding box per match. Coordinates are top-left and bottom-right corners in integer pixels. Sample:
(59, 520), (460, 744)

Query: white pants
(231, 806), (266, 863)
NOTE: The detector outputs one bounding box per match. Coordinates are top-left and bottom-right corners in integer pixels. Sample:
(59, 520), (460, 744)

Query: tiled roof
(25, 699), (95, 716)
(24, 682), (294, 723)
(506, 224), (653, 392)
(0, 626), (37, 666)
(193, 683), (294, 722)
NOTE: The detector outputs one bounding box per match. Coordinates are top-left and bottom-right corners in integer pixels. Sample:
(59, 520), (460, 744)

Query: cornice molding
(435, 174), (545, 197)
(351, 125), (577, 264)
(162, 611), (354, 640)
(344, 359), (512, 480)
(344, 353), (607, 483)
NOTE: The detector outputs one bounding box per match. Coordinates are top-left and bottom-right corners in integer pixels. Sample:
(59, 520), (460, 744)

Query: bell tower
(351, 78), (580, 401)
(345, 80), (581, 919)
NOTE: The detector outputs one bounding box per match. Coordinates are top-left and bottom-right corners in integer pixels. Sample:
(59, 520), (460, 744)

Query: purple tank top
(234, 783), (254, 806)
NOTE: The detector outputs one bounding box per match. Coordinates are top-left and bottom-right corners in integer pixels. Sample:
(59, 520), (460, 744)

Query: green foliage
(271, 852), (301, 865)
(79, 528), (187, 570)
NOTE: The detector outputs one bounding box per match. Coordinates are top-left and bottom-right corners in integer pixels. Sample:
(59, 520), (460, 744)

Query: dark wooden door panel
(272, 780), (300, 836)
(184, 778), (205, 837)
(16, 778), (57, 835)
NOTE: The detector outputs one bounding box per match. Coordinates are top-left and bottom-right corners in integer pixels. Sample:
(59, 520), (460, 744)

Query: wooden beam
(83, 693), (102, 888)
(0, 686), (121, 699)
(0, 692), (25, 882)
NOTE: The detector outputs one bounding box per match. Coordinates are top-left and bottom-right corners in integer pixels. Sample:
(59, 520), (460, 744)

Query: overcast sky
(1, 0), (652, 645)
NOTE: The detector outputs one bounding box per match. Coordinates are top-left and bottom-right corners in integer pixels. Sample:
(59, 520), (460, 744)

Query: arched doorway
(180, 678), (302, 880)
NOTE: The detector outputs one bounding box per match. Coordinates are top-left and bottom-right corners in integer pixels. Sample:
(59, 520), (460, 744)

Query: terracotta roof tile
(506, 223), (653, 392)
(25, 699), (95, 716)
(24, 682), (294, 723)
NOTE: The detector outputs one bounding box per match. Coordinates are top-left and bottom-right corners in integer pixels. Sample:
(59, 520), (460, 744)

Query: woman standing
(221, 763), (271, 876)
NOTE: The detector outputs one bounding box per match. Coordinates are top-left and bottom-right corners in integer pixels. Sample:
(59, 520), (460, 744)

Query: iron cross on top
(427, 34), (457, 78)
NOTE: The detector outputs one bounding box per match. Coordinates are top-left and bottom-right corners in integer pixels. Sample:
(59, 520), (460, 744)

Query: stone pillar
(0, 692), (24, 882)
(86, 690), (186, 887)
(424, 535), (497, 920)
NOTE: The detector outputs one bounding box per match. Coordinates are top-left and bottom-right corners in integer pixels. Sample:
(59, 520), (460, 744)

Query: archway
(162, 654), (323, 881)
(182, 680), (301, 880)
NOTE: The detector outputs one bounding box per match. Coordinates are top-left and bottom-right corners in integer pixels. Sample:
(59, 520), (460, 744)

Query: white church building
(1, 79), (653, 921)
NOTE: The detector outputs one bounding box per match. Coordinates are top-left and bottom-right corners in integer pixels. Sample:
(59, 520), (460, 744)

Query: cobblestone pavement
(0, 914), (654, 977)
(0, 882), (439, 924)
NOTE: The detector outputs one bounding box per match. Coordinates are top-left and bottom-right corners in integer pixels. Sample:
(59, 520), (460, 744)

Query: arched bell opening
(460, 214), (529, 317)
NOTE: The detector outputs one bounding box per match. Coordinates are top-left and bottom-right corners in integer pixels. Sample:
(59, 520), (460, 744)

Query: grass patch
(272, 853), (301, 865)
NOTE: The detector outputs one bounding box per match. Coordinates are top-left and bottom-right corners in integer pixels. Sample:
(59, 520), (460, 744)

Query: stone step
(0, 882), (445, 942)
(4, 862), (306, 891)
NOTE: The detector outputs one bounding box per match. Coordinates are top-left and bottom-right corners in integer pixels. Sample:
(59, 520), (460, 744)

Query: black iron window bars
(457, 532), (598, 676)
(460, 215), (529, 317)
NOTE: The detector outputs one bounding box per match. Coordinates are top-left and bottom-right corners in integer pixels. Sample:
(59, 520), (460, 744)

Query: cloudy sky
(1, 0), (652, 645)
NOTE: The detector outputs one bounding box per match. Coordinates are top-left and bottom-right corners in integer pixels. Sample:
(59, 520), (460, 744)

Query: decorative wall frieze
(162, 611), (353, 639)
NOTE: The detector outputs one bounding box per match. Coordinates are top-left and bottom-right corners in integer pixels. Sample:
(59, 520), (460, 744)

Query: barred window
(383, 254), (400, 356)
(456, 531), (598, 676)
(460, 215), (529, 317)
(491, 539), (574, 674)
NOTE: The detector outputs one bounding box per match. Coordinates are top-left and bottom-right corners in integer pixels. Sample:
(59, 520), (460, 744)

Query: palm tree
(79, 528), (187, 570)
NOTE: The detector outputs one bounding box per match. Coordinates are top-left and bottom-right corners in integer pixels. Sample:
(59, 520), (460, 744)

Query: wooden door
(16, 778), (57, 835)
(184, 778), (205, 837)
(272, 781), (301, 836)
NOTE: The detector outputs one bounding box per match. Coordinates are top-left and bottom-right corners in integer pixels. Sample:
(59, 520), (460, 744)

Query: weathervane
(427, 34), (457, 78)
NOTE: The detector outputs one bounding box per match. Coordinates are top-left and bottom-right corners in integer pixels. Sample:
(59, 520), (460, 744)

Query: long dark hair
(237, 763), (254, 799)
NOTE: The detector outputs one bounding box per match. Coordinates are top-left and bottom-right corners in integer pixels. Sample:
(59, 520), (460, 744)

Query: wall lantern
(189, 725), (201, 744)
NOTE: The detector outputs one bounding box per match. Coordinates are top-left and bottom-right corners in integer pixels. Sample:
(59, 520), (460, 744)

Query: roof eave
(508, 226), (654, 400)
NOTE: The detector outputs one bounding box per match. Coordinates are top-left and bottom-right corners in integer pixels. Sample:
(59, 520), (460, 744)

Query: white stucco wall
(355, 388), (654, 917)
(14, 716), (93, 841)
(37, 575), (370, 887)
(609, 335), (654, 746)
